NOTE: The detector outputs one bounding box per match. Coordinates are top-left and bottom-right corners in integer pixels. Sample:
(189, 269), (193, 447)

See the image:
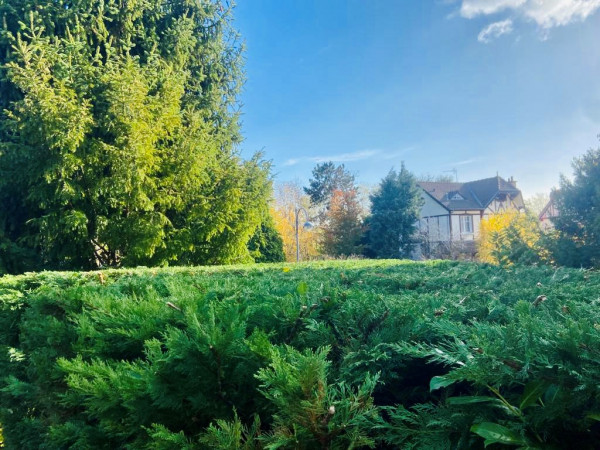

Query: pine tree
(304, 162), (356, 209)
(365, 164), (423, 259)
(0, 0), (271, 272)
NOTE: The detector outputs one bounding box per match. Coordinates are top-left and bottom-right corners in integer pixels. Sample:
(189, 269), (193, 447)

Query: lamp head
(303, 221), (315, 230)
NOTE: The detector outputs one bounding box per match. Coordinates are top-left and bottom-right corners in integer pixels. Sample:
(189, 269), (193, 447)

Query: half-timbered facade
(539, 195), (559, 231)
(417, 176), (525, 247)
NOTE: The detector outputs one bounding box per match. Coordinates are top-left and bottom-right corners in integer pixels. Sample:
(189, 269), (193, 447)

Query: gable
(420, 189), (449, 217)
(418, 182), (482, 210)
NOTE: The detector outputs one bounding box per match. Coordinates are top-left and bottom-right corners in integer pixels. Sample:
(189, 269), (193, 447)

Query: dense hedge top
(0, 260), (599, 449)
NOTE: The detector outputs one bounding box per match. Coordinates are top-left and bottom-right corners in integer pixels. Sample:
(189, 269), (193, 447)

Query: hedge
(0, 260), (599, 448)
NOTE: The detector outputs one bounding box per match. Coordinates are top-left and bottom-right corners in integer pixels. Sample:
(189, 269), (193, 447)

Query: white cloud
(461, 0), (526, 18)
(282, 147), (414, 167)
(477, 19), (514, 42)
(522, 0), (600, 28)
(283, 150), (379, 166)
(460, 0), (600, 39)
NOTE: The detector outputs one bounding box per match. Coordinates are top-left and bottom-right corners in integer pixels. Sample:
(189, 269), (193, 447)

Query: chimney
(508, 176), (517, 188)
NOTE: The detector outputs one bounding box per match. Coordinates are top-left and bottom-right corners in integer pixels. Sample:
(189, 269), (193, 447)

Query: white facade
(416, 177), (525, 258)
(419, 192), (451, 241)
(419, 191), (483, 243)
(449, 212), (482, 241)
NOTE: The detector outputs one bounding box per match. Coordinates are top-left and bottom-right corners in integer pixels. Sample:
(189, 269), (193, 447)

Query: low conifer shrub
(0, 261), (598, 448)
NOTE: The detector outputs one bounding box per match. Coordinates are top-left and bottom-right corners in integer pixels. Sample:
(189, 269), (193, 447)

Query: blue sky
(234, 0), (600, 197)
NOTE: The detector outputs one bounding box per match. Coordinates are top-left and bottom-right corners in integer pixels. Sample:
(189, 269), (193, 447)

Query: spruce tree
(365, 164), (423, 258)
(0, 0), (270, 271)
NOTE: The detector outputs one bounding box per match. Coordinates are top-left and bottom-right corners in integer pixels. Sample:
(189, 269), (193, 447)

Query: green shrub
(0, 261), (599, 448)
(247, 219), (286, 263)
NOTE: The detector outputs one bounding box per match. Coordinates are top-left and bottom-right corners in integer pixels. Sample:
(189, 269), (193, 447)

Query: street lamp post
(295, 206), (314, 262)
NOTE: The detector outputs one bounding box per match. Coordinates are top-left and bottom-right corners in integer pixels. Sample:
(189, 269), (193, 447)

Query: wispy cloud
(283, 150), (378, 167)
(381, 147), (417, 160)
(457, 0), (600, 42)
(522, 0), (600, 28)
(452, 157), (482, 166)
(282, 147), (414, 167)
(478, 19), (514, 42)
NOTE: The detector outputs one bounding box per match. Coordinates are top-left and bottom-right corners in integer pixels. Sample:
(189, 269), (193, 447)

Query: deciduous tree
(525, 193), (550, 217)
(478, 210), (545, 265)
(321, 189), (364, 257)
(272, 182), (320, 261)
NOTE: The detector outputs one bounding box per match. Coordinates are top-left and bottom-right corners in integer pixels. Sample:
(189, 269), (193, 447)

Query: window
(460, 215), (473, 234)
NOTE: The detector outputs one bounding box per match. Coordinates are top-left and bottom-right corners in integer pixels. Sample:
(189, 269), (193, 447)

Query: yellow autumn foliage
(478, 210), (543, 264)
(271, 182), (321, 262)
(272, 207), (320, 262)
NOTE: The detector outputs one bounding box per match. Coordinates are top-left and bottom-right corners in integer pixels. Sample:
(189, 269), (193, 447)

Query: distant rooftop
(418, 176), (522, 211)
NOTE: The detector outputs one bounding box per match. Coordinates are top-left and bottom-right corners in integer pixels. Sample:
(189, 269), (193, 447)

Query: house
(416, 176), (525, 256)
(539, 194), (559, 231)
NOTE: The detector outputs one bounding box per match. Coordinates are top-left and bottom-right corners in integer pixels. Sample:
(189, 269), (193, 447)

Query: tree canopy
(304, 162), (356, 208)
(0, 0), (271, 272)
(552, 146), (600, 267)
(272, 182), (319, 261)
(321, 189), (364, 257)
(365, 164), (423, 259)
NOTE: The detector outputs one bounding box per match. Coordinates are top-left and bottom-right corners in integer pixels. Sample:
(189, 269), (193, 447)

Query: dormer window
(450, 192), (464, 201)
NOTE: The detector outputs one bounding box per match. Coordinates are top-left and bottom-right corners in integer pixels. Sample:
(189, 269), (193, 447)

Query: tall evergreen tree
(365, 164), (423, 259)
(304, 162), (355, 208)
(0, 0), (271, 271)
(551, 146), (600, 267)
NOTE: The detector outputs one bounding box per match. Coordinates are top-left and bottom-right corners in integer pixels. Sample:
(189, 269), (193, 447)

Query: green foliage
(479, 211), (547, 266)
(0, 0), (271, 272)
(1, 261), (600, 448)
(304, 162), (356, 208)
(198, 413), (262, 450)
(552, 146), (600, 267)
(321, 190), (364, 257)
(255, 345), (379, 448)
(470, 422), (527, 447)
(365, 164), (423, 258)
(247, 217), (285, 263)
